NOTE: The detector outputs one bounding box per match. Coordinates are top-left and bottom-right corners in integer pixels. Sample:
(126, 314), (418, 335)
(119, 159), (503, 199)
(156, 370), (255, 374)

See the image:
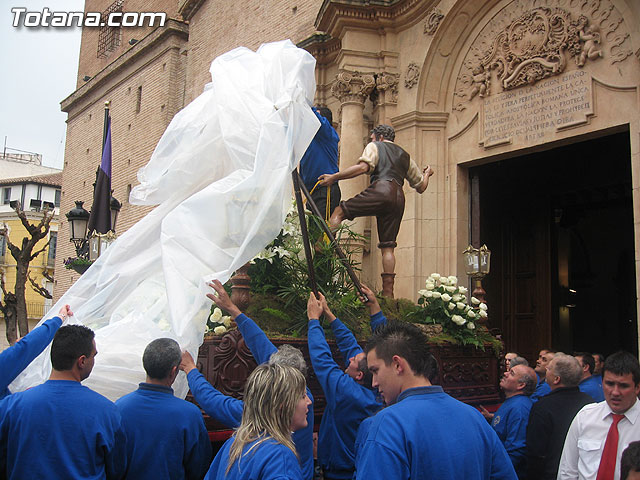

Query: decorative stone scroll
(405, 62), (420, 89)
(424, 8), (444, 35)
(453, 0), (632, 111)
(331, 70), (376, 104)
(481, 70), (593, 148)
(375, 72), (399, 105)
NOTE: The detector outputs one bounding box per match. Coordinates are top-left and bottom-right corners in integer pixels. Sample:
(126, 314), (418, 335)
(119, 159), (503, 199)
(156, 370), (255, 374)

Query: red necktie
(596, 413), (625, 480)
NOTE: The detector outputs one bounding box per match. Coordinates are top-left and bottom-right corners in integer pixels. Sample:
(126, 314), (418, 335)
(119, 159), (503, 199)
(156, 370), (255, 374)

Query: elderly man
(356, 321), (516, 479)
(491, 364), (537, 477)
(526, 354), (595, 480)
(319, 124), (433, 297)
(116, 338), (211, 479)
(558, 351), (640, 480)
(531, 349), (556, 402)
(306, 287), (385, 480)
(575, 352), (605, 402)
(0, 324), (127, 479)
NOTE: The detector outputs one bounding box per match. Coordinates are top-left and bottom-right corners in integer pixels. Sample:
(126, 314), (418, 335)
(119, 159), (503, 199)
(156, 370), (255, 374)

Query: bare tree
(0, 201), (54, 343)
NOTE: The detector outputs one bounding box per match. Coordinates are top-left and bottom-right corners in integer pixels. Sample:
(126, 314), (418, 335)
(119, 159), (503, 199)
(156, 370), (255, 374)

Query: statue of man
(319, 124), (433, 298)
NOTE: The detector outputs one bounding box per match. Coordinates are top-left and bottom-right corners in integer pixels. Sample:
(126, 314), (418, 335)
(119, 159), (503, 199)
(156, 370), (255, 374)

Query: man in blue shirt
(357, 321), (516, 479)
(116, 338), (211, 479)
(491, 364), (537, 477)
(0, 324), (127, 479)
(531, 349), (556, 402)
(306, 286), (385, 479)
(574, 351), (604, 402)
(0, 304), (70, 399)
(299, 106), (340, 215)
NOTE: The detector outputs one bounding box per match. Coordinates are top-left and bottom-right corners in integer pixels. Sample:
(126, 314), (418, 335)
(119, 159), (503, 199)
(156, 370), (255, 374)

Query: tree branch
(28, 273), (52, 299)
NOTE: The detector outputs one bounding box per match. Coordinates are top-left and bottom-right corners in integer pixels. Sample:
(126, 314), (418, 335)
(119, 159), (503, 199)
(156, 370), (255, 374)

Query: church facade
(57, 0), (640, 360)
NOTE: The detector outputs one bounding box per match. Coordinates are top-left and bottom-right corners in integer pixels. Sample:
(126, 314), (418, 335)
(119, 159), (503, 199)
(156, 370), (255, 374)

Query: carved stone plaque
(481, 70), (593, 148)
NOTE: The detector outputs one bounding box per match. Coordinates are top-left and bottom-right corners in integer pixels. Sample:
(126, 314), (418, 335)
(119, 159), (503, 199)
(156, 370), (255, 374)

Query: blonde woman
(205, 363), (312, 480)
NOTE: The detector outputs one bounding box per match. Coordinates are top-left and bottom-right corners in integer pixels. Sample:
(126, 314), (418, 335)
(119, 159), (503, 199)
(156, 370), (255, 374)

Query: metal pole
(292, 170), (318, 297)
(293, 170), (368, 303)
(102, 101), (110, 151)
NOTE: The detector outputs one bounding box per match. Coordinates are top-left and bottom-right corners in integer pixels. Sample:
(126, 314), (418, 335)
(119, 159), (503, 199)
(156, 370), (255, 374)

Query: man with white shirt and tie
(558, 351), (640, 480)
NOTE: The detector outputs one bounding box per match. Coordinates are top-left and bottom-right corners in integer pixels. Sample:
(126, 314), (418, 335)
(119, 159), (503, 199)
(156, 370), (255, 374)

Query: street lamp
(66, 201), (90, 255)
(65, 196), (120, 262)
(463, 244), (491, 305)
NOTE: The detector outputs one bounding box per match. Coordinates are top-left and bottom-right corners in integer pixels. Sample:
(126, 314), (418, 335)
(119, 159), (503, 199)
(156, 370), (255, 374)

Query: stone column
(331, 71), (376, 275)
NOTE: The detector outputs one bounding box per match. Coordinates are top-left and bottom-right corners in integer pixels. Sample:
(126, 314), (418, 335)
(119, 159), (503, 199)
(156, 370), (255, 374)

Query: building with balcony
(0, 167), (61, 350)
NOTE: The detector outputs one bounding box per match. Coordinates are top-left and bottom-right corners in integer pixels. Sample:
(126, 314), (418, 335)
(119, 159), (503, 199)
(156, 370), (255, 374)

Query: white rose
(425, 282), (435, 291)
(432, 292), (441, 299)
(445, 286), (456, 293)
(456, 302), (466, 310)
(448, 302), (456, 311)
(448, 276), (458, 286)
(222, 316), (232, 327)
(213, 325), (227, 335)
(424, 291), (433, 298)
(471, 296), (481, 305)
(452, 294), (462, 302)
(468, 310), (476, 318)
(441, 293), (451, 302)
(479, 310), (488, 318)
(479, 302), (488, 311)
(459, 286), (468, 294)
(465, 305), (471, 313)
(430, 273), (441, 280)
(452, 315), (466, 326)
(211, 307), (222, 322)
(467, 322), (476, 330)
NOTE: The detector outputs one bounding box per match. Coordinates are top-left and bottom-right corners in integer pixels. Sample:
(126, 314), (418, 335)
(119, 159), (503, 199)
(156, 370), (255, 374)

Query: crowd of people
(0, 114), (637, 479)
(1, 288), (640, 479)
(483, 348), (640, 480)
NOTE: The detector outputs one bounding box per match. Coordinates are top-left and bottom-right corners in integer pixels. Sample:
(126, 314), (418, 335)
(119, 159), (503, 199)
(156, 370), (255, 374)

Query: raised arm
(307, 293), (358, 403)
(206, 280), (276, 363)
(0, 304), (71, 398)
(180, 351), (242, 427)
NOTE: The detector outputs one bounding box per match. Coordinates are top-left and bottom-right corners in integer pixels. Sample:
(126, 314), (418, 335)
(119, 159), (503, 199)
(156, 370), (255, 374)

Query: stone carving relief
(375, 72), (399, 105)
(453, 0), (633, 111)
(331, 70), (376, 104)
(424, 8), (444, 35)
(405, 62), (420, 89)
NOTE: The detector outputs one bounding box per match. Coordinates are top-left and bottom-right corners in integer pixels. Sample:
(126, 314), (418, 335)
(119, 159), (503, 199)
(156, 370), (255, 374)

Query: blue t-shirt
(116, 382), (211, 479)
(578, 375), (604, 402)
(299, 108), (339, 191)
(356, 386), (517, 480)
(492, 394), (533, 476)
(308, 318), (383, 478)
(531, 378), (551, 403)
(0, 379), (127, 479)
(205, 436), (302, 480)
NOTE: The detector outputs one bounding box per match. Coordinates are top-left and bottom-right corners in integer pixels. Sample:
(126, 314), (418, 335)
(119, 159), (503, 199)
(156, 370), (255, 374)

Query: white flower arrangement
(414, 272), (488, 337)
(206, 307), (235, 336)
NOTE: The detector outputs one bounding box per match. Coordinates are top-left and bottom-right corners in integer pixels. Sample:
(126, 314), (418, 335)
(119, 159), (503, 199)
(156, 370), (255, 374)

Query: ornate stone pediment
(482, 8), (594, 90)
(453, 0), (633, 111)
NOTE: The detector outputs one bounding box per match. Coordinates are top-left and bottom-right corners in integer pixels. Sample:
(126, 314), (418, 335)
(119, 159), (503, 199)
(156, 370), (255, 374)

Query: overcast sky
(1, 1), (84, 169)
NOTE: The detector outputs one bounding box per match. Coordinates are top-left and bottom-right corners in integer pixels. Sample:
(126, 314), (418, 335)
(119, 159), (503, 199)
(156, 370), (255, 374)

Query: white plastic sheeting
(10, 40), (320, 401)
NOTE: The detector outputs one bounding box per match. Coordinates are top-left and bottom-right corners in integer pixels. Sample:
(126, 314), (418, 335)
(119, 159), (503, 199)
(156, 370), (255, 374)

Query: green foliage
(248, 206), (367, 336)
